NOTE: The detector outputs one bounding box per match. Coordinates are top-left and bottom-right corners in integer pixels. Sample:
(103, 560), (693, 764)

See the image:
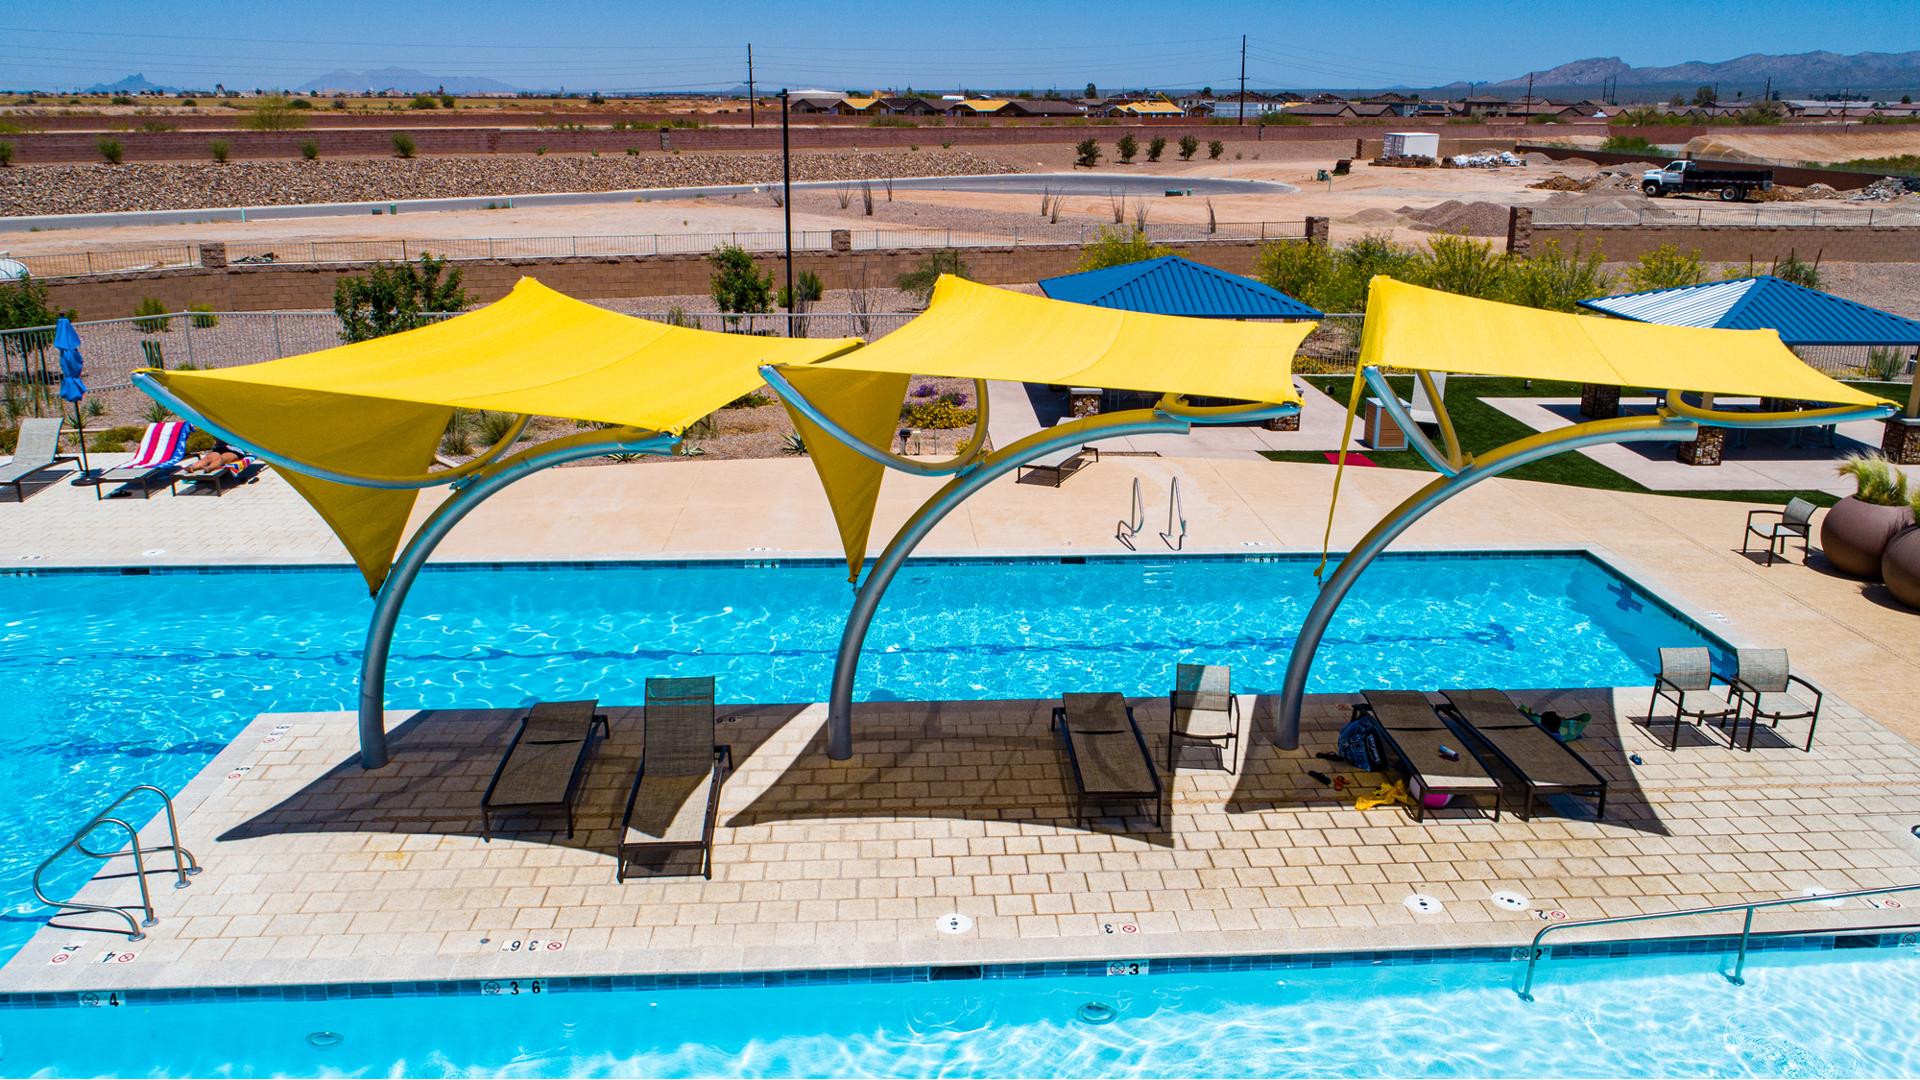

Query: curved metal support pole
(760, 365), (993, 477)
(1272, 413), (1701, 751)
(133, 371), (531, 490)
(1661, 392), (1895, 430)
(1362, 367), (1460, 477)
(823, 397), (1300, 760)
(355, 426), (677, 768)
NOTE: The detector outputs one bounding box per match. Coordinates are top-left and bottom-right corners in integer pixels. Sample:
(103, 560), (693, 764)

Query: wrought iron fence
(3, 245), (201, 278)
(1531, 204), (1920, 228)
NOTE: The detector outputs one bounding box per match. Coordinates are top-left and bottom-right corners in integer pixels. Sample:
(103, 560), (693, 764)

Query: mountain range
(83, 73), (174, 94)
(293, 68), (523, 95)
(1492, 51), (1920, 94)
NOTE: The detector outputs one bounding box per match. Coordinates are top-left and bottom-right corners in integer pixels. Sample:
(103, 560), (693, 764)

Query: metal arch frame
(760, 365), (993, 477)
(1270, 365), (1899, 750)
(133, 372), (531, 489)
(766, 369), (1300, 759)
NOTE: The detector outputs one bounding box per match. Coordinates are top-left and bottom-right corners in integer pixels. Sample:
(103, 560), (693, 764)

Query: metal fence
(3, 245), (201, 278)
(1531, 204), (1920, 228)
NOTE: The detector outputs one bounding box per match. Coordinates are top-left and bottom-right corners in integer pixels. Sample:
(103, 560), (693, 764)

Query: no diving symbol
(1102, 922), (1140, 936)
(1533, 909), (1569, 922)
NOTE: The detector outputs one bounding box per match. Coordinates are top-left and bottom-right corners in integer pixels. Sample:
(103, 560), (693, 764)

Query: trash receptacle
(1364, 397), (1408, 451)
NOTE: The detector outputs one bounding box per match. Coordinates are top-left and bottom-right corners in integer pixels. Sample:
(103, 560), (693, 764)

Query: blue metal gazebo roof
(1038, 255), (1323, 320)
(1577, 275), (1920, 346)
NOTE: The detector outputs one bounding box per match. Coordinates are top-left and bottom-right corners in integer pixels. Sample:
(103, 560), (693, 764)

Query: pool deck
(6, 453), (1920, 994)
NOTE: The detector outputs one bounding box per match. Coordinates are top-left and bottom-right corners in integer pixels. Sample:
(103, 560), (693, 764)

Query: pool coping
(3, 925), (1914, 1009)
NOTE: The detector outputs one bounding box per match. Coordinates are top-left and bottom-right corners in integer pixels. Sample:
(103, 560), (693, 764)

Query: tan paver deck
(5, 685), (1917, 995)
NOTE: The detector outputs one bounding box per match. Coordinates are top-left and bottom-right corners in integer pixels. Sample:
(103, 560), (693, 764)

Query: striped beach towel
(128, 420), (192, 469)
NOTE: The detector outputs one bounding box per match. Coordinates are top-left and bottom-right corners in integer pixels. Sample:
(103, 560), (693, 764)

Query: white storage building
(1383, 131), (1440, 160)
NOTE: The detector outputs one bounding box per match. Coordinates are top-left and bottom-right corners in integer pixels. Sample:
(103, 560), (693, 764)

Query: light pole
(780, 89), (795, 330)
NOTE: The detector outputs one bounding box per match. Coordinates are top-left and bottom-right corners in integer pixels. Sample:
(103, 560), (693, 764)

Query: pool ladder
(1116, 477), (1186, 551)
(33, 784), (200, 941)
(1515, 880), (1920, 1001)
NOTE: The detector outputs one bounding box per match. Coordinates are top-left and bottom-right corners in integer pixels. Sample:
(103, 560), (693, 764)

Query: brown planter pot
(1882, 526), (1920, 609)
(1819, 496), (1915, 578)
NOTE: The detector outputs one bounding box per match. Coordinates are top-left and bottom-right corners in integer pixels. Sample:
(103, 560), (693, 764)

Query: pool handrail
(1516, 880), (1920, 1000)
(33, 783), (200, 941)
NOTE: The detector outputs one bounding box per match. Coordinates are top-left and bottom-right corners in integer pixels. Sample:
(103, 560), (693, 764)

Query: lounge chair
(619, 677), (731, 880)
(90, 420), (191, 500)
(1016, 445), (1098, 487)
(1646, 647), (1736, 750)
(1167, 663), (1239, 773)
(1742, 497), (1816, 566)
(1052, 692), (1161, 827)
(1724, 648), (1823, 752)
(171, 455), (263, 497)
(480, 699), (608, 841)
(1440, 689), (1607, 821)
(1353, 690), (1503, 821)
(1, 417), (67, 502)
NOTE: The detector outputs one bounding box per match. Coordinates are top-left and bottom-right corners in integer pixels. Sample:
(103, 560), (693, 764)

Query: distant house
(834, 96), (885, 115)
(1116, 100), (1184, 119)
(1458, 94), (1506, 117)
(999, 98), (1086, 118)
(786, 94), (847, 114)
(879, 96), (943, 116)
(1347, 102), (1396, 118)
(947, 98), (1011, 116)
(1287, 101), (1356, 119)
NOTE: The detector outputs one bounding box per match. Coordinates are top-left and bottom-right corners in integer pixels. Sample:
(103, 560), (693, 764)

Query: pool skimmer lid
(306, 1031), (343, 1049)
(1077, 1001), (1117, 1025)
(1492, 890), (1531, 911)
(1404, 893), (1444, 915)
(935, 912), (973, 935)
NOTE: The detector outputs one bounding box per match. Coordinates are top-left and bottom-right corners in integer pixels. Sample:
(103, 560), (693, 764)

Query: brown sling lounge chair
(618, 677), (731, 880)
(1440, 689), (1608, 821)
(481, 699), (609, 841)
(1354, 690), (1503, 821)
(1052, 692), (1161, 827)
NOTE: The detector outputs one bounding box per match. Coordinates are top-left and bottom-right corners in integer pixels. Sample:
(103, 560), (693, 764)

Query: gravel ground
(0, 150), (1019, 216)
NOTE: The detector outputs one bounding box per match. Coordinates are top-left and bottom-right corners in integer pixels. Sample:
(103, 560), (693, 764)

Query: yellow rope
(1314, 370), (1369, 584)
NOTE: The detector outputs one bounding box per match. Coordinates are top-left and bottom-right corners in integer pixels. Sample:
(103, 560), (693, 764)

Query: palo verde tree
(708, 244), (774, 330)
(333, 255), (468, 343)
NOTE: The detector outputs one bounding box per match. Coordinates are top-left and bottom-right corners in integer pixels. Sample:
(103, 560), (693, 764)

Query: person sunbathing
(179, 441), (244, 475)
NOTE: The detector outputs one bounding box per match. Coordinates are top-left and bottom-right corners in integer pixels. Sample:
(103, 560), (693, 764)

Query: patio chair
(1, 418), (67, 502)
(1015, 445), (1098, 487)
(618, 677), (731, 880)
(1353, 691), (1503, 821)
(1724, 648), (1823, 752)
(1646, 647), (1736, 750)
(1052, 692), (1161, 827)
(1742, 497), (1817, 566)
(1439, 689), (1607, 821)
(1167, 663), (1239, 773)
(89, 420), (191, 500)
(480, 699), (609, 841)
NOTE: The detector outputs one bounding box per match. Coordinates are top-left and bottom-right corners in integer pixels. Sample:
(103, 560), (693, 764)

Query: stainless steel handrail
(32, 784), (200, 941)
(1116, 476), (1145, 550)
(1160, 476), (1186, 551)
(1516, 881), (1920, 1000)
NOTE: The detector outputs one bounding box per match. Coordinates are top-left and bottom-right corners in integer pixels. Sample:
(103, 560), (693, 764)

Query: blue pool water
(2, 944), (1915, 1076)
(0, 552), (1718, 960)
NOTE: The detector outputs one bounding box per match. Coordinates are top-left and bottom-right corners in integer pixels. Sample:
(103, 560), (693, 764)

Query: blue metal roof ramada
(1038, 255), (1323, 320)
(1577, 275), (1920, 346)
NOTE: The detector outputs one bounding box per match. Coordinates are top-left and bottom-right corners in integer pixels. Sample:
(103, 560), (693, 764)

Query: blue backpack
(1337, 717), (1385, 772)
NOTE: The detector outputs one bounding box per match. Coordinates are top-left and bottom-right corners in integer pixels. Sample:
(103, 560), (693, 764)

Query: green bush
(184, 430), (216, 453)
(1601, 134), (1661, 154)
(1073, 226), (1175, 272)
(1837, 454), (1910, 506)
(895, 249), (969, 305)
(243, 96), (309, 131)
(1178, 134), (1199, 160)
(187, 302), (218, 328)
(86, 424), (149, 452)
(290, 97), (313, 110)
(475, 410), (522, 446)
(1410, 234), (1508, 300)
(334, 255), (467, 342)
(1207, 139), (1224, 160)
(1501, 240), (1612, 312)
(1074, 137), (1101, 167)
(132, 297), (171, 332)
(439, 93), (455, 109)
(409, 94), (438, 110)
(899, 400), (979, 428)
(1624, 244), (1707, 292)
(1257, 111), (1310, 125)
(708, 244), (773, 329)
(1833, 154), (1920, 174)
(140, 339), (164, 367)
(0, 141), (11, 167)
(1116, 134), (1138, 163)
(209, 140), (230, 163)
(299, 140), (319, 161)
(1147, 135), (1166, 162)
(391, 133), (416, 159)
(1772, 249), (1822, 289)
(1254, 238), (1336, 308)
(96, 138), (124, 164)
(777, 268), (825, 311)
(868, 115), (918, 128)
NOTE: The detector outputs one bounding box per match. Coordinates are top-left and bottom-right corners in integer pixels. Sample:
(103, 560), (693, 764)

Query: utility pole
(1525, 71), (1535, 106)
(780, 89), (794, 326)
(1237, 34), (1247, 126)
(1763, 76), (1771, 104)
(747, 44), (756, 128)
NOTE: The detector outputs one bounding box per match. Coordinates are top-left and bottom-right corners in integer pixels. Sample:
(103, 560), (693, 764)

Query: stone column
(1505, 206), (1533, 256)
(830, 229), (852, 253)
(1579, 382), (1620, 419)
(1883, 417), (1920, 465)
(1677, 426), (1725, 466)
(198, 242), (228, 269)
(1304, 217), (1330, 246)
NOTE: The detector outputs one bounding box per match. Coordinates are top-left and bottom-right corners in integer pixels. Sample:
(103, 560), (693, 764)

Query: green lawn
(1255, 375), (1884, 508)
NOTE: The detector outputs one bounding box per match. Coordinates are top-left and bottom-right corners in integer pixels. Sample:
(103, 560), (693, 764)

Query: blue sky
(2, 0), (1907, 92)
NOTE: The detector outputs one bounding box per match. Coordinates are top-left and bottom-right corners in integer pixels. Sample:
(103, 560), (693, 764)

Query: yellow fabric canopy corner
(1358, 275), (1890, 406)
(772, 275), (1316, 579)
(139, 278), (859, 593)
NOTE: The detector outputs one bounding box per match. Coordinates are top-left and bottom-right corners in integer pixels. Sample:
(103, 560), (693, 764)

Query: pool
(1, 939), (1914, 1076)
(0, 551), (1721, 960)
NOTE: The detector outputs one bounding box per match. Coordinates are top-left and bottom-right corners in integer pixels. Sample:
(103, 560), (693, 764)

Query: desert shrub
(1178, 134), (1198, 160)
(1258, 111), (1311, 126)
(1147, 135), (1166, 162)
(727, 391), (773, 409)
(409, 94), (438, 110)
(1074, 137), (1101, 167)
(1207, 139), (1224, 159)
(333, 255), (467, 342)
(869, 115), (917, 128)
(209, 140), (230, 163)
(139, 120), (175, 133)
(244, 96), (309, 130)
(899, 400), (978, 428)
(186, 302), (218, 328)
(179, 98), (196, 107)
(441, 412), (473, 455)
(1861, 347), (1909, 381)
(895, 249), (969, 305)
(132, 297), (171, 332)
(184, 430), (216, 453)
(780, 432), (807, 456)
(475, 410), (522, 446)
(299, 140), (319, 161)
(777, 268), (824, 311)
(1254, 238), (1336, 309)
(1502, 240), (1612, 311)
(290, 97), (313, 110)
(96, 138), (124, 164)
(0, 142), (11, 167)
(1601, 134), (1660, 154)
(1074, 226), (1175, 272)
(391, 133), (416, 159)
(1772, 249), (1822, 289)
(86, 424), (149, 452)
(1409, 234), (1508, 300)
(439, 94), (455, 109)
(708, 244), (773, 329)
(110, 94), (133, 106)
(1116, 134), (1138, 163)
(1837, 454), (1910, 506)
(1625, 244), (1707, 292)
(140, 339), (164, 367)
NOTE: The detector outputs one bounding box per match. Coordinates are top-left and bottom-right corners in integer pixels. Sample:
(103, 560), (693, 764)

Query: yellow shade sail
(772, 275), (1315, 579)
(1359, 276), (1888, 405)
(141, 278), (859, 591)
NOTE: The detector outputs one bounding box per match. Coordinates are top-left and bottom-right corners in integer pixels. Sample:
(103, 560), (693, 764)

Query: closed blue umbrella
(53, 316), (89, 473)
